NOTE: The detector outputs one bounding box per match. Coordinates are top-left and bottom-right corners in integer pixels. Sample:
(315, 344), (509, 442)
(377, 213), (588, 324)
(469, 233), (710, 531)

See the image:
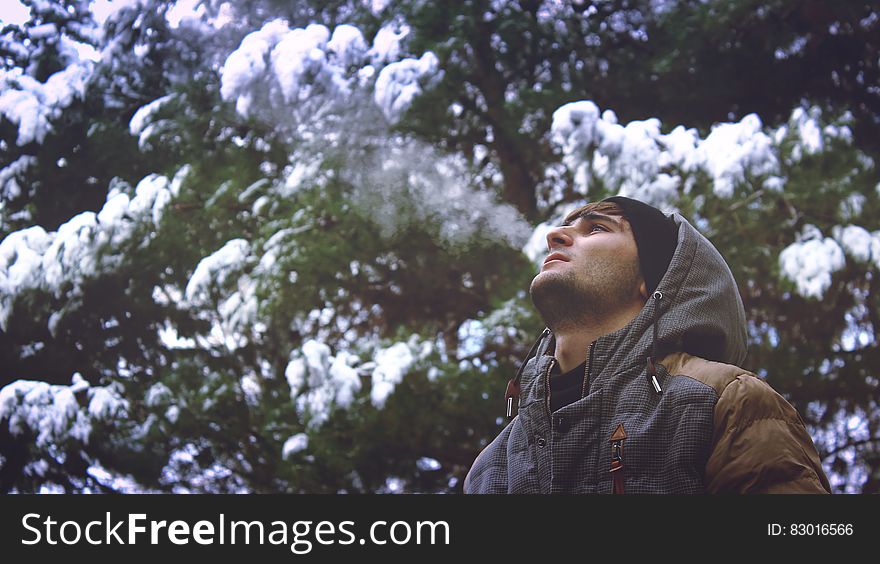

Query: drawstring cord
(646, 291), (663, 394)
(505, 327), (550, 419)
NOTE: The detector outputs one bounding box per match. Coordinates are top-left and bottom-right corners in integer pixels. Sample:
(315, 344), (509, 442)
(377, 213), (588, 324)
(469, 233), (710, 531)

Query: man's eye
(590, 225), (607, 232)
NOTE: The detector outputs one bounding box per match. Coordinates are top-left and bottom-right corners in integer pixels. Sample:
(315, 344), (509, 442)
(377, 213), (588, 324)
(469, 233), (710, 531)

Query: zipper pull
(505, 378), (521, 419)
(609, 423), (627, 494)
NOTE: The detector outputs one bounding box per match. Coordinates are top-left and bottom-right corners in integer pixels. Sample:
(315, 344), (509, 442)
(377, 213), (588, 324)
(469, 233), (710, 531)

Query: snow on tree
(551, 99), (875, 296)
(1, 0), (878, 493)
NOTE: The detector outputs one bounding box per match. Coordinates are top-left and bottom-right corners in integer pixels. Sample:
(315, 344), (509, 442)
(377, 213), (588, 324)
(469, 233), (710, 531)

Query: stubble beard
(529, 257), (642, 333)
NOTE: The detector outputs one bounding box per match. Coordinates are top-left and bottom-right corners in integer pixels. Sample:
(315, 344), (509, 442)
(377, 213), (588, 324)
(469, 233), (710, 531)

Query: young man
(464, 196), (831, 494)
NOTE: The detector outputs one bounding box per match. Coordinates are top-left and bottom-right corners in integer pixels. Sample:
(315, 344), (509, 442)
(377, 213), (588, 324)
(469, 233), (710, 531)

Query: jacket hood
(530, 211), (748, 393)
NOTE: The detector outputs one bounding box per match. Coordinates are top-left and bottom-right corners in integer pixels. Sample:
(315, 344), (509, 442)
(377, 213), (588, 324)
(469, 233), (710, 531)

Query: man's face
(529, 211), (646, 328)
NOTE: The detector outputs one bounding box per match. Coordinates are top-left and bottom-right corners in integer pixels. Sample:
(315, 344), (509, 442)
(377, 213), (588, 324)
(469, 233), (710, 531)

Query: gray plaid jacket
(464, 213), (830, 494)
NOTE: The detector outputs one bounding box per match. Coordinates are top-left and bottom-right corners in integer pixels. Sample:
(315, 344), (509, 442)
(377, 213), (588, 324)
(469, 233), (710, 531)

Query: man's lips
(543, 252), (570, 265)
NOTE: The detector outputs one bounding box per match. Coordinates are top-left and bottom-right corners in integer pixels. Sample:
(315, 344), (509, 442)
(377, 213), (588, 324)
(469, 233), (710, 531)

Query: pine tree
(1, 0), (877, 493)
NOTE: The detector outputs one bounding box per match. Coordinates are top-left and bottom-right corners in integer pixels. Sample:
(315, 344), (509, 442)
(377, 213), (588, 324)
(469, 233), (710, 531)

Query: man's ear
(639, 279), (648, 301)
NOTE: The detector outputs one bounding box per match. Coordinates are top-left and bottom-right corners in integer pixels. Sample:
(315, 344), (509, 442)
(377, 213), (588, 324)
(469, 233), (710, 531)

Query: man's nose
(546, 225), (574, 249)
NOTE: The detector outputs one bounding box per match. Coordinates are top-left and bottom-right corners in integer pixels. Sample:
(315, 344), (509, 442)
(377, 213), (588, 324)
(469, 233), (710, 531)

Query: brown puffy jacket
(660, 351), (830, 493)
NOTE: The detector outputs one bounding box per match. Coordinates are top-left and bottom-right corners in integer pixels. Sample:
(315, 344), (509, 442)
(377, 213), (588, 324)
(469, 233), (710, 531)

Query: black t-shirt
(549, 360), (586, 412)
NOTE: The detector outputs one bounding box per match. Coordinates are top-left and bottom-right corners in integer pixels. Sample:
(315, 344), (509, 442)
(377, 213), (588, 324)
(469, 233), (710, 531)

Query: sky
(0, 0), (30, 26)
(0, 0), (200, 27)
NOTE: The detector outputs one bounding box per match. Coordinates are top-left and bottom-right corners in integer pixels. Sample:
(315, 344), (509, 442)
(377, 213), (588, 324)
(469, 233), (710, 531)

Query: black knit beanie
(602, 196), (678, 294)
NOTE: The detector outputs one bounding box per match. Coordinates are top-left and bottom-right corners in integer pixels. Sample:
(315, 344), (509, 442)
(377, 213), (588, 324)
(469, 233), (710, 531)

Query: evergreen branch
(821, 437), (880, 460)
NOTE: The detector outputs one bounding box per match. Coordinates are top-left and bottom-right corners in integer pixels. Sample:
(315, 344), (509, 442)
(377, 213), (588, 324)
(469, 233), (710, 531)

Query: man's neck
(553, 331), (594, 374)
(551, 304), (645, 373)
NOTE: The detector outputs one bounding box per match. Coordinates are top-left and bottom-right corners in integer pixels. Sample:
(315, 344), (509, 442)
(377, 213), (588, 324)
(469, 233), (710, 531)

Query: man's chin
(531, 268), (566, 287)
(529, 270), (571, 301)
(530, 273), (583, 329)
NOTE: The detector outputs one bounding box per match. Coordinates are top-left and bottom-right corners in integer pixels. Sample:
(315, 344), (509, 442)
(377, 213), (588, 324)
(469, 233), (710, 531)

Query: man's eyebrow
(563, 212), (623, 228)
